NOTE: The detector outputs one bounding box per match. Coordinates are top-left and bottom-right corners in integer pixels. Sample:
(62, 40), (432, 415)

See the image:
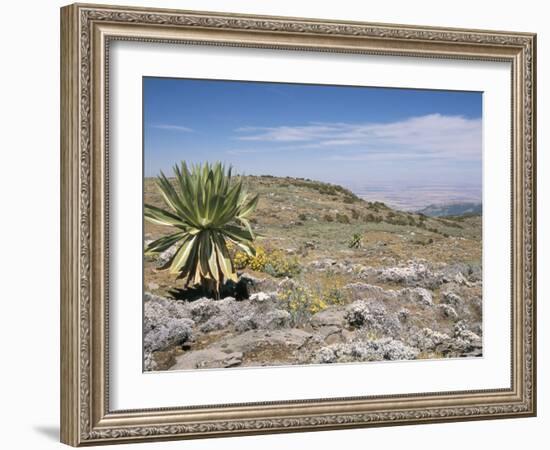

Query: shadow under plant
(144, 166), (482, 371)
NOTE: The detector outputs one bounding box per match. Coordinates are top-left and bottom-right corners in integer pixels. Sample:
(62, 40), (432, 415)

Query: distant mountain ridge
(417, 202), (482, 217)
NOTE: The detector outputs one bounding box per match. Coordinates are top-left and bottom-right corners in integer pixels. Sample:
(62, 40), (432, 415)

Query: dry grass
(144, 175), (481, 297)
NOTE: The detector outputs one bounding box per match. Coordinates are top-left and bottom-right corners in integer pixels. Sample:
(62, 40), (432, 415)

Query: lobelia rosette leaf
(144, 161), (259, 298)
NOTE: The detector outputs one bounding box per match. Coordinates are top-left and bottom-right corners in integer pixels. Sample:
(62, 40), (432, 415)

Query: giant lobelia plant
(144, 162), (259, 298)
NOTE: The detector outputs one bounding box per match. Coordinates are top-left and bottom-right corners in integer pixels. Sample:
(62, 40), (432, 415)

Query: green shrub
(364, 213), (382, 223)
(336, 213), (350, 224)
(348, 233), (362, 249)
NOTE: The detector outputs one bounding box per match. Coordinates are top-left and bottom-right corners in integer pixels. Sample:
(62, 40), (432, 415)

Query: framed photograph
(60, 3), (536, 446)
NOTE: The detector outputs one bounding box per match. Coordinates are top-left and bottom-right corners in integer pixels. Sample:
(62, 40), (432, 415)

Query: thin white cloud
(226, 148), (271, 155)
(236, 124), (337, 142)
(152, 124), (194, 132)
(233, 114), (482, 162)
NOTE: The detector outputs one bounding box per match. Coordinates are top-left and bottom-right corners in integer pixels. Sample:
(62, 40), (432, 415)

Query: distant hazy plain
(339, 181), (482, 211)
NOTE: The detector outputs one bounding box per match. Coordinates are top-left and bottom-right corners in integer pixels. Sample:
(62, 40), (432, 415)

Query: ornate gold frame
(60, 3), (536, 446)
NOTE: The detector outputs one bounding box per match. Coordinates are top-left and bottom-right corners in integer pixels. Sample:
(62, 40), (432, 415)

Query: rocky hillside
(144, 175), (483, 371)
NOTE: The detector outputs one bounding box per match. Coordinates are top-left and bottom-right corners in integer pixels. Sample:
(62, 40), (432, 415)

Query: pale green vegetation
(145, 173), (482, 301)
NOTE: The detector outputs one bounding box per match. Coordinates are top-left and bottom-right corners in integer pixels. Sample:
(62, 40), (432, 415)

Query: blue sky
(143, 77), (482, 201)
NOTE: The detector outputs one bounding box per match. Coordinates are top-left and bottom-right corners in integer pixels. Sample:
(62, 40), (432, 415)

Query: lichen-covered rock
(412, 328), (451, 351)
(234, 315), (257, 332)
(377, 260), (444, 289)
(410, 322), (482, 357)
(454, 321), (482, 347)
(144, 293), (195, 355)
(344, 300), (400, 334)
(398, 287), (433, 306)
(441, 291), (463, 307)
(438, 304), (459, 321)
(345, 300), (371, 327)
(144, 292), (192, 322)
(453, 272), (471, 286)
(200, 316), (231, 333)
(398, 308), (410, 322)
(441, 263), (481, 284)
(315, 338), (419, 364)
(144, 317), (194, 353)
(144, 352), (157, 371)
(190, 299), (222, 323)
(249, 291), (277, 303)
(316, 346), (339, 363)
(263, 309), (292, 328)
(235, 309), (291, 332)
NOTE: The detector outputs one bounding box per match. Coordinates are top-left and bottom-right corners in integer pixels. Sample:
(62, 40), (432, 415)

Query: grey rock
(235, 309), (291, 332)
(354, 265), (378, 279)
(453, 272), (471, 286)
(310, 308), (347, 328)
(377, 260), (444, 289)
(144, 292), (192, 321)
(324, 331), (345, 345)
(156, 244), (178, 268)
(412, 328), (451, 351)
(171, 328), (313, 370)
(222, 329), (312, 353)
(399, 287), (433, 306)
(315, 325), (341, 339)
(442, 263), (481, 283)
(454, 321), (482, 346)
(144, 352), (157, 371)
(344, 300), (400, 334)
(249, 292), (276, 303)
(234, 315), (258, 332)
(263, 309), (292, 328)
(315, 338), (419, 364)
(411, 323), (482, 357)
(190, 299), (221, 323)
(316, 347), (339, 364)
(200, 316), (231, 333)
(143, 292), (196, 370)
(309, 259), (337, 270)
(398, 308), (410, 322)
(172, 349), (244, 370)
(441, 291), (463, 307)
(144, 317), (194, 353)
(438, 304), (459, 321)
